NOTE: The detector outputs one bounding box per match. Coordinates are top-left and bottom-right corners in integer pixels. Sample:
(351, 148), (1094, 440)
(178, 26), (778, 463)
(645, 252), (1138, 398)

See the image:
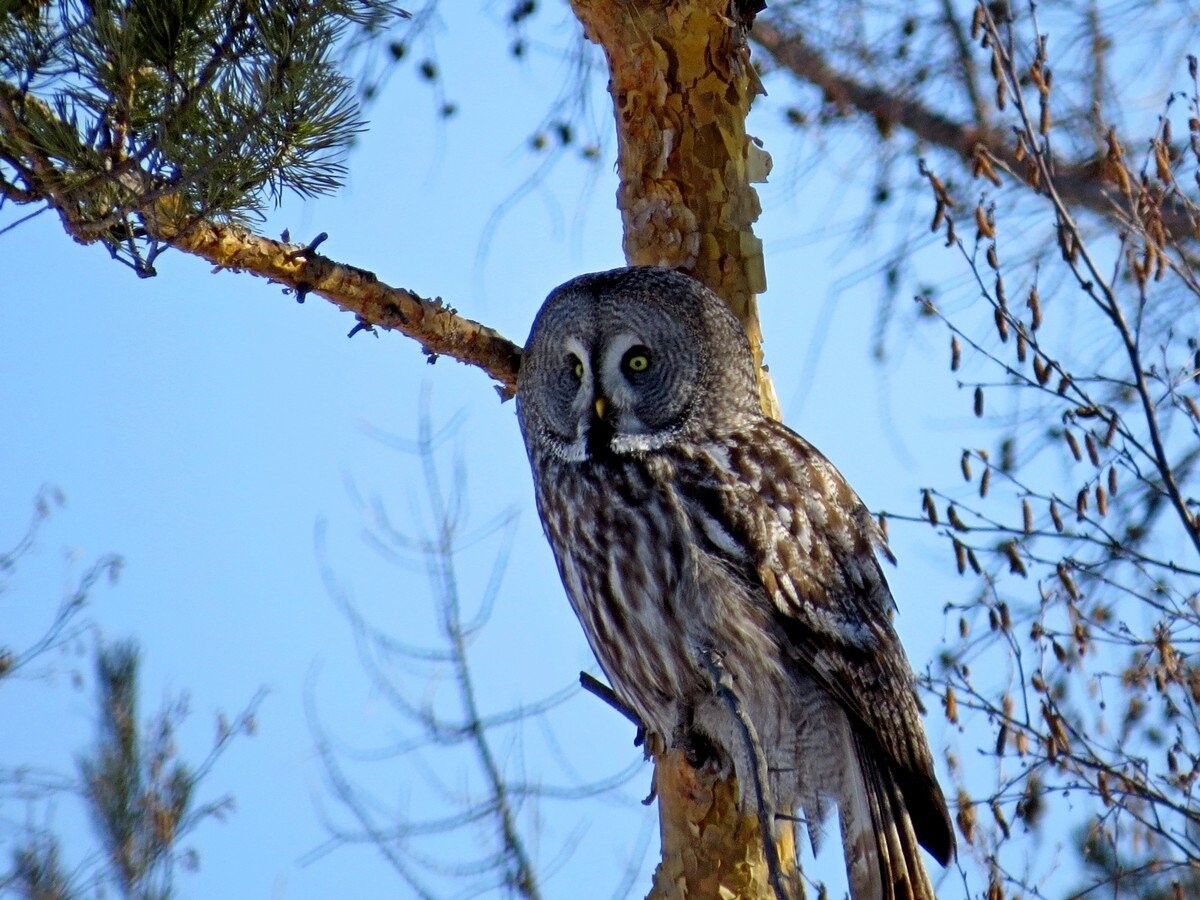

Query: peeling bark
(650, 750), (797, 900)
(570, 0), (781, 420)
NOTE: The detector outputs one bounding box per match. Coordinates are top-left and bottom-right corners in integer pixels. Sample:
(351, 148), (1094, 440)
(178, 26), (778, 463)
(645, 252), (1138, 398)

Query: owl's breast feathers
(528, 415), (953, 868)
(530, 448), (706, 740)
(670, 417), (955, 867)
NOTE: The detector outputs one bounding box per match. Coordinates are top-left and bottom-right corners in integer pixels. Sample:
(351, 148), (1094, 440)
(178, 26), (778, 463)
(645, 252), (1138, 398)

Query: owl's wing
(676, 417), (954, 868)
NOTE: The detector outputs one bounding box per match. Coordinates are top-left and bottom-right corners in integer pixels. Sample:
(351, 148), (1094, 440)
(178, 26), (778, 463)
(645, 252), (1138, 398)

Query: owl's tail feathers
(840, 734), (943, 900)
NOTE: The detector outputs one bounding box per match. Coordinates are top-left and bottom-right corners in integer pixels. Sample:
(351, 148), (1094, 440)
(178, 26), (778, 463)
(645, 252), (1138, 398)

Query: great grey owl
(515, 266), (953, 899)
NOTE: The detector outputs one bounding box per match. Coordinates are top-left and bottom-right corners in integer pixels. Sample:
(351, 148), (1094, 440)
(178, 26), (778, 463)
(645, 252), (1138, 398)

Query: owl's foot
(681, 728), (721, 770)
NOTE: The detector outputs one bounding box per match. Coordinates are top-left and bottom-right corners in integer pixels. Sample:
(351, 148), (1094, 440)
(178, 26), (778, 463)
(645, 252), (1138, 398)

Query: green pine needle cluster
(1, 0), (401, 271)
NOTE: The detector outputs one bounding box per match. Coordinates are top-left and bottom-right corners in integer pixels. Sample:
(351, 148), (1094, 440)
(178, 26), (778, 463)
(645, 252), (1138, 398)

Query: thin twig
(700, 649), (793, 900)
(984, 6), (1200, 560)
(940, 0), (990, 132)
(579, 672), (644, 732)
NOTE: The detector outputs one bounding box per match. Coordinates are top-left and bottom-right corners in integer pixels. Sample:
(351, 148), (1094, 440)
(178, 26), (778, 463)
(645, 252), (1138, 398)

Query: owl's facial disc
(518, 269), (751, 465)
(563, 329), (691, 459)
(559, 334), (649, 461)
(544, 330), (678, 461)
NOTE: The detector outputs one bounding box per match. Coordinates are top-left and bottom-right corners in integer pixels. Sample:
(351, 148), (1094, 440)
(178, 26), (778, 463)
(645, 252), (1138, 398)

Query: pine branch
(0, 75), (522, 396)
(165, 219), (523, 396)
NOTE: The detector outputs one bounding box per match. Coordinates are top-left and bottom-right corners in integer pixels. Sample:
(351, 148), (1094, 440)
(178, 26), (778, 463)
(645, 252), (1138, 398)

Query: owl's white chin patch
(549, 428), (672, 461)
(545, 416), (676, 462)
(610, 430), (676, 454)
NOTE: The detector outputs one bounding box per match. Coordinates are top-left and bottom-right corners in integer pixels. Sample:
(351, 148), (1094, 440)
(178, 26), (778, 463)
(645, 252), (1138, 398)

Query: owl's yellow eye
(569, 356), (584, 380)
(623, 347), (651, 374)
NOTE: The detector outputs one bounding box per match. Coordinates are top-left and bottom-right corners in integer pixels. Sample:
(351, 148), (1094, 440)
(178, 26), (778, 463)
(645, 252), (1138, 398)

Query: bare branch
(939, 0), (990, 133)
(752, 18), (1197, 242)
(579, 672), (643, 733)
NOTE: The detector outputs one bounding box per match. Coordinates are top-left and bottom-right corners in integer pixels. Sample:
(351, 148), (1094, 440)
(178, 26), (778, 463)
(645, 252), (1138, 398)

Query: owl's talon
(682, 729), (720, 769)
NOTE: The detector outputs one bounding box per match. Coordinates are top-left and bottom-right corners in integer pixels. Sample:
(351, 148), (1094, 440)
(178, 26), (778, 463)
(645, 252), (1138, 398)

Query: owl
(515, 266), (953, 899)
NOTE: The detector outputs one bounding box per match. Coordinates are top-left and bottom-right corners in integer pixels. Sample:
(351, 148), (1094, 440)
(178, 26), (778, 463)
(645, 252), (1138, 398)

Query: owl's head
(516, 266), (760, 462)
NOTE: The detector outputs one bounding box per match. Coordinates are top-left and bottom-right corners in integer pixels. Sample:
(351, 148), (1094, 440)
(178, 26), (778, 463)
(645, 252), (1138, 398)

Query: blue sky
(1, 7), (987, 898)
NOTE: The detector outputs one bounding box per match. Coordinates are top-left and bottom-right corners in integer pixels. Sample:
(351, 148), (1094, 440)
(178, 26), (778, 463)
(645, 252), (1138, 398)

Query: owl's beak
(586, 394), (615, 458)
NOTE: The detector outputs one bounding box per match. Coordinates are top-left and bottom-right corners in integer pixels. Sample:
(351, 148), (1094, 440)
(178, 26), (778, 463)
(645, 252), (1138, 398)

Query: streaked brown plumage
(516, 266), (954, 898)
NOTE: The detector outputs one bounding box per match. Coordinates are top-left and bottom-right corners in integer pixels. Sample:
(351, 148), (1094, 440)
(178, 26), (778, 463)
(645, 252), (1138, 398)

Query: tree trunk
(570, 0), (781, 420)
(568, 3), (791, 897)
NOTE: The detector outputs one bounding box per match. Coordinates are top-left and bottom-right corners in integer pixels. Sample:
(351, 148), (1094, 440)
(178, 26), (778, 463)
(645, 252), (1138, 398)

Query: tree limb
(165, 220), (523, 396)
(751, 18), (1198, 242)
(1, 79), (524, 395)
